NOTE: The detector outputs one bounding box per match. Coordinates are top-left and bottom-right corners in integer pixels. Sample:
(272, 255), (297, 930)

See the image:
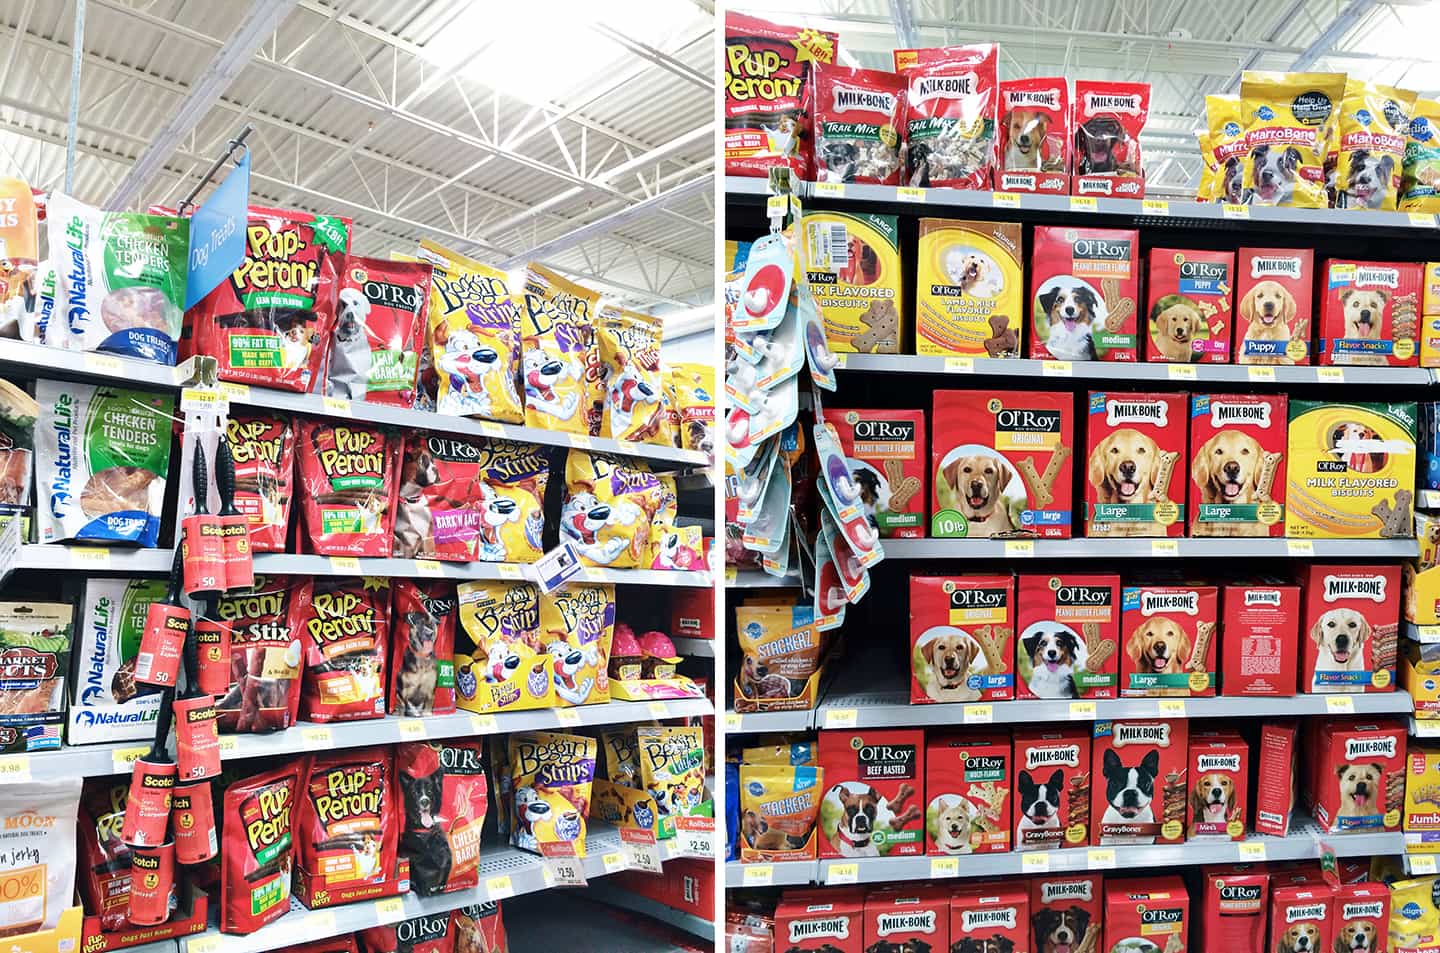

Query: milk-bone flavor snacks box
(931, 390), (1074, 539)
(1283, 399), (1417, 539)
(817, 728), (924, 859)
(1234, 247), (1315, 365)
(802, 211), (903, 354)
(1030, 227), (1140, 361)
(1220, 582), (1300, 697)
(1146, 248), (1234, 363)
(1085, 391), (1188, 538)
(1187, 393), (1288, 538)
(1300, 563), (1401, 693)
(915, 218), (1023, 358)
(1015, 573), (1120, 700)
(723, 13), (837, 179)
(819, 407), (925, 538)
(910, 573), (1015, 704)
(1308, 718), (1405, 833)
(1318, 259), (1422, 365)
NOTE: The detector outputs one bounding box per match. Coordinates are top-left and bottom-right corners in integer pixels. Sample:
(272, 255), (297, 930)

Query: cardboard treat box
(1300, 564), (1401, 694)
(1029, 874), (1104, 953)
(1319, 259), (1422, 366)
(1120, 584), (1218, 697)
(924, 731), (1010, 855)
(1146, 248), (1235, 363)
(1335, 883), (1389, 953)
(1030, 226), (1141, 361)
(1091, 718), (1188, 845)
(774, 888), (866, 953)
(1283, 400), (1417, 540)
(1220, 582), (1300, 697)
(863, 888), (949, 953)
(916, 218), (1024, 358)
(803, 211), (904, 354)
(932, 390), (1075, 539)
(950, 884), (1029, 953)
(910, 573), (1015, 703)
(1085, 391), (1188, 538)
(1187, 393), (1288, 538)
(1423, 261), (1440, 368)
(1186, 730), (1249, 840)
(1255, 720), (1299, 837)
(1103, 876), (1189, 953)
(1269, 884), (1335, 953)
(1233, 247), (1315, 365)
(818, 728), (925, 859)
(1016, 573), (1120, 700)
(820, 408), (925, 539)
(1013, 727), (1092, 851)
(1310, 718), (1405, 833)
(1197, 866), (1269, 953)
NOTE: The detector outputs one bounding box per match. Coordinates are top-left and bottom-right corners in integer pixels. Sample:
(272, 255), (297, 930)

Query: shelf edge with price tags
(539, 840), (589, 887)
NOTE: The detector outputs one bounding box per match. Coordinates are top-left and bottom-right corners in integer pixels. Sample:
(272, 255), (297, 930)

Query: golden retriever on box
(1187, 394), (1287, 538)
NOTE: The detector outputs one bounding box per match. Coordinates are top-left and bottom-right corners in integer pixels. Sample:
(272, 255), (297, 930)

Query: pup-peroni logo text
(228, 418), (285, 466)
(312, 765), (384, 825)
(725, 44), (798, 102)
(232, 222), (319, 297)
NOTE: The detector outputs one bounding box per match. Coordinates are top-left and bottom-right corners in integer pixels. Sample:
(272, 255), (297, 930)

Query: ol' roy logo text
(1198, 754), (1241, 772)
(1244, 589), (1283, 607)
(1210, 401), (1273, 428)
(857, 744), (917, 780)
(950, 588), (1006, 609)
(1057, 586), (1111, 607)
(1221, 884), (1263, 902)
(1114, 723), (1172, 747)
(1345, 736), (1397, 760)
(853, 419), (915, 442)
(1323, 575), (1388, 603)
(362, 279), (419, 312)
(1180, 260), (1229, 281)
(789, 918), (849, 944)
(1141, 908), (1183, 925)
(1005, 88), (1060, 110)
(1140, 591), (1198, 616)
(877, 911), (937, 937)
(1343, 901), (1384, 920)
(961, 908), (1018, 933)
(1084, 92), (1143, 115)
(1026, 745), (1080, 770)
(1287, 904), (1327, 923)
(832, 86), (897, 114)
(996, 408), (1062, 432)
(1040, 880), (1093, 904)
(1105, 400), (1169, 427)
(1073, 238), (1132, 261)
(1252, 256), (1303, 280)
(914, 73), (978, 104)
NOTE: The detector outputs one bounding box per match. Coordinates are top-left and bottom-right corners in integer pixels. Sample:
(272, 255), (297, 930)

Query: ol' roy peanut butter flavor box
(916, 218), (1023, 358)
(1234, 247), (1314, 365)
(1121, 585), (1219, 697)
(1085, 392), (1188, 538)
(803, 211), (903, 354)
(1146, 248), (1234, 363)
(1030, 226), (1140, 361)
(818, 728), (924, 859)
(1283, 399), (1417, 539)
(1301, 563), (1401, 694)
(910, 573), (1015, 704)
(1319, 259), (1422, 366)
(820, 407), (925, 538)
(1016, 573), (1120, 699)
(1187, 393), (1287, 538)
(932, 390), (1074, 539)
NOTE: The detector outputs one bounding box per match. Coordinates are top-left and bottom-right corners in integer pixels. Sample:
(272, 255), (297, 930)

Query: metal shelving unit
(727, 570), (801, 588)
(584, 882), (715, 944)
(725, 859), (823, 889)
(881, 537), (1420, 559)
(725, 708), (814, 733)
(672, 637), (715, 658)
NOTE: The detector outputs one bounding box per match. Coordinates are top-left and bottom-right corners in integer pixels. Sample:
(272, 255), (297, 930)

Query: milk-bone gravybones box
(820, 407), (924, 539)
(1085, 391), (1188, 539)
(1091, 718), (1188, 846)
(1013, 726), (1091, 851)
(1030, 227), (1141, 362)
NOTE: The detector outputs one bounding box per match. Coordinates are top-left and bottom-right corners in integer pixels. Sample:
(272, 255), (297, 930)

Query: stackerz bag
(738, 762), (822, 861)
(1239, 71), (1345, 208)
(1071, 81), (1149, 197)
(894, 45), (998, 190)
(723, 13), (837, 179)
(811, 64), (904, 185)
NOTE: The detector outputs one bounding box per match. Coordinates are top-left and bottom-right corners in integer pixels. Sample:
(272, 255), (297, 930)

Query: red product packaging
(1029, 874), (1103, 953)
(1198, 865), (1269, 953)
(396, 741), (489, 896)
(1310, 718), (1405, 833)
(1255, 720), (1299, 836)
(1120, 584), (1219, 696)
(220, 764), (300, 934)
(1016, 572), (1120, 699)
(1013, 726), (1091, 850)
(812, 64), (904, 186)
(1104, 876), (1188, 952)
(817, 728), (924, 859)
(1319, 259), (1423, 366)
(1188, 393), (1288, 538)
(670, 587), (713, 642)
(184, 206), (342, 392)
(1085, 391), (1189, 537)
(225, 413), (296, 553)
(296, 419), (401, 557)
(450, 904), (506, 953)
(195, 619), (231, 696)
(1221, 582), (1300, 696)
(1147, 248), (1235, 363)
(1336, 883), (1389, 953)
(295, 748), (398, 892)
(299, 576), (389, 723)
(1234, 247), (1316, 365)
(1031, 227), (1141, 361)
(723, 13), (836, 179)
(1072, 81), (1150, 198)
(1091, 718), (1188, 845)
(1301, 564), (1401, 694)
(126, 841), (174, 927)
(136, 602), (188, 688)
(328, 256), (430, 406)
(214, 575), (309, 733)
(997, 77), (1069, 194)
(909, 573), (1015, 703)
(775, 888), (864, 953)
(78, 779), (138, 932)
(173, 695), (221, 781)
(894, 45), (998, 190)
(388, 580), (457, 717)
(950, 883), (1028, 952)
(1187, 730), (1249, 840)
(864, 888), (949, 953)
(358, 913), (452, 953)
(393, 435), (485, 562)
(924, 731), (1010, 854)
(820, 407), (925, 539)
(172, 780), (218, 865)
(1269, 884), (1334, 953)
(121, 757), (174, 847)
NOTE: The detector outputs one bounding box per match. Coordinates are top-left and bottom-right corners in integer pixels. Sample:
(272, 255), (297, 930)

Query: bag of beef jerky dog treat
(220, 763), (299, 934)
(475, 441), (548, 564)
(388, 580), (456, 718)
(0, 602), (72, 754)
(294, 747), (398, 892)
(393, 434), (486, 562)
(36, 379), (173, 547)
(225, 412), (295, 553)
(396, 741), (488, 896)
(0, 778), (81, 937)
(296, 418), (401, 557)
(298, 577), (388, 723)
(327, 256), (431, 405)
(78, 778), (149, 932)
(214, 576), (308, 733)
(70, 578), (167, 745)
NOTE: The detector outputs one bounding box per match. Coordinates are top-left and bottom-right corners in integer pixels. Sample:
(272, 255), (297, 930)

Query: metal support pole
(63, 0), (86, 193)
(177, 124), (253, 216)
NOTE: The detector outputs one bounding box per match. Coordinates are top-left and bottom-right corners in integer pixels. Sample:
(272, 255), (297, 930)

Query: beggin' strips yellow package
(539, 583), (614, 707)
(1333, 79), (1416, 210)
(476, 441), (548, 563)
(507, 731), (597, 857)
(1240, 71), (1345, 208)
(601, 727), (640, 786)
(738, 763), (822, 862)
(561, 451), (672, 568)
(413, 241), (524, 422)
(520, 263), (597, 434)
(454, 580), (554, 713)
(638, 725), (708, 835)
(597, 305), (667, 444)
(648, 522), (705, 571)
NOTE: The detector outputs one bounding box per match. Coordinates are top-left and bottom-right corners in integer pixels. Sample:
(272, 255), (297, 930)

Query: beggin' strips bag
(638, 725), (708, 829)
(328, 256), (431, 405)
(561, 451), (671, 568)
(507, 730), (597, 857)
(519, 264), (596, 434)
(294, 747), (398, 892)
(453, 580), (554, 714)
(476, 441), (547, 564)
(597, 305), (666, 444)
(1240, 71), (1345, 208)
(724, 13), (838, 179)
(671, 362), (716, 456)
(1332, 79), (1416, 210)
(226, 412), (295, 553)
(220, 764), (299, 934)
(738, 763), (822, 862)
(602, 727), (640, 787)
(412, 241), (522, 423)
(894, 45), (999, 190)
(539, 583), (614, 707)
(296, 419), (401, 557)
(1207, 93), (1249, 204)
(1402, 98), (1440, 211)
(298, 577), (389, 723)
(396, 741), (488, 896)
(214, 575), (308, 733)
(388, 579), (456, 717)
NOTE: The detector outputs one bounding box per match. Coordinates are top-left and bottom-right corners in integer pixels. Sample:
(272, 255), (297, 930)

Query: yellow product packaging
(1333, 79), (1416, 210)
(1195, 130), (1217, 201)
(1405, 641), (1440, 720)
(1206, 93), (1248, 204)
(539, 582), (614, 707)
(733, 602), (822, 713)
(601, 727), (640, 786)
(519, 263), (597, 434)
(1284, 399), (1417, 538)
(1392, 876), (1440, 948)
(1403, 98), (1440, 212)
(670, 362), (715, 456)
(801, 211), (903, 353)
(638, 725), (707, 824)
(1421, 511), (1440, 570)
(413, 240), (524, 422)
(597, 305), (667, 444)
(1422, 261), (1440, 368)
(742, 743), (817, 766)
(648, 522), (705, 571)
(591, 779), (661, 837)
(662, 367), (682, 448)
(561, 451), (670, 568)
(915, 218), (1023, 358)
(738, 763), (822, 862)
(476, 440), (548, 563)
(507, 730), (597, 857)
(453, 580), (554, 713)
(1240, 71), (1346, 208)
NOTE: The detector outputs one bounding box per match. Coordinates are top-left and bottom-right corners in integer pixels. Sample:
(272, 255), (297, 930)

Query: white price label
(218, 381), (251, 401)
(827, 863), (859, 885)
(1042, 360), (1073, 377)
(1238, 841), (1267, 861)
(1247, 365), (1276, 382)
(1069, 701), (1097, 720)
(991, 191), (1021, 208)
(329, 556), (361, 573)
(648, 701), (670, 718)
(675, 817), (715, 859)
(217, 735), (239, 755)
(84, 353), (124, 374)
(944, 356), (974, 374)
(321, 396), (352, 417)
(1287, 539), (1315, 557)
(813, 182), (845, 197)
(1167, 363), (1197, 380)
(1069, 196), (1098, 212)
(1087, 848), (1116, 869)
(188, 937), (225, 953)
(1143, 199), (1171, 216)
(414, 559), (444, 577)
(571, 435), (594, 450)
(1411, 212), (1436, 227)
(375, 896), (405, 924)
(1004, 540), (1035, 558)
(497, 563), (525, 580)
(824, 708), (858, 730)
(725, 712), (743, 731)
(896, 186), (926, 202)
(470, 714), (498, 733)
(397, 719), (427, 740)
(70, 547), (111, 569)
(0, 756), (30, 783)
(1158, 699), (1186, 717)
(478, 421), (506, 439)
(1222, 203), (1250, 219)
(1317, 367), (1345, 383)
(111, 746), (148, 772)
(180, 387), (227, 415)
(1151, 539), (1179, 557)
(556, 708), (583, 728)
(623, 838), (664, 874)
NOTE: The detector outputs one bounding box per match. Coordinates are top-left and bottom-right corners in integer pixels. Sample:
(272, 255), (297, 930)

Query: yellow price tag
(302, 727), (333, 749)
(602, 851), (627, 874)
(1042, 360), (1073, 376)
(1238, 841), (1267, 861)
(1167, 363), (1197, 380)
(1005, 540), (1035, 558)
(111, 745), (149, 772)
(414, 559), (444, 577)
(478, 421), (506, 439)
(0, 756), (30, 782)
(218, 381), (251, 401)
(813, 182), (845, 197)
(828, 862), (860, 885)
(1411, 212), (1436, 227)
(766, 195), (787, 216)
(556, 708), (583, 728)
(1069, 196), (1097, 212)
(1022, 852), (1051, 872)
(321, 396), (352, 417)
(991, 191), (1021, 208)
(1326, 695), (1356, 714)
(1159, 699), (1187, 717)
(300, 910), (336, 941)
(1247, 365), (1276, 382)
(725, 712), (742, 731)
(825, 708), (859, 730)
(1143, 199), (1171, 216)
(1087, 848), (1116, 869)
(896, 186), (925, 202)
(648, 701), (670, 718)
(1069, 701), (1097, 720)
(1412, 854), (1439, 875)
(1151, 539), (1179, 557)
(188, 937), (225, 953)
(486, 874), (515, 899)
(963, 704), (993, 724)
(69, 547), (111, 569)
(84, 353), (123, 374)
(397, 719), (428, 740)
(1286, 539), (1315, 557)
(329, 556), (361, 573)
(217, 736), (239, 755)
(1223, 203), (1250, 219)
(944, 356), (974, 374)
(470, 714), (498, 733)
(571, 435), (594, 450)
(180, 387), (222, 408)
(743, 865), (774, 887)
(1317, 367), (1345, 383)
(375, 896), (405, 924)
(930, 856), (959, 878)
(497, 564), (524, 580)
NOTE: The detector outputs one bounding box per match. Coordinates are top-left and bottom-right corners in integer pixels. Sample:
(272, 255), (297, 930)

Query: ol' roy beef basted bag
(294, 748), (399, 893)
(396, 741), (488, 896)
(221, 763), (299, 934)
(296, 419), (402, 557)
(393, 434), (486, 562)
(214, 576), (309, 733)
(388, 580), (457, 718)
(298, 577), (389, 723)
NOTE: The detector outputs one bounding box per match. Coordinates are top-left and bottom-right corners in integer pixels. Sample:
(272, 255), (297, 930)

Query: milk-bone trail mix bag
(1071, 80), (1149, 198)
(220, 763), (299, 934)
(296, 419), (401, 557)
(184, 206), (348, 392)
(225, 412), (294, 553)
(723, 13), (837, 179)
(811, 63), (904, 186)
(326, 255), (431, 405)
(894, 45), (998, 190)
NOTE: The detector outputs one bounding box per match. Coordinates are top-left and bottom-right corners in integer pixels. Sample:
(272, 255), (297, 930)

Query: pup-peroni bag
(812, 63), (904, 186)
(507, 730), (597, 857)
(475, 441), (547, 564)
(895, 45), (998, 190)
(214, 575), (308, 733)
(1240, 71), (1345, 208)
(220, 764), (299, 934)
(453, 580), (554, 713)
(294, 747), (398, 890)
(1333, 79), (1416, 210)
(396, 741), (488, 896)
(561, 451), (670, 568)
(1402, 98), (1440, 212)
(1072, 80), (1149, 197)
(298, 577), (389, 723)
(519, 264), (597, 434)
(296, 419), (401, 557)
(723, 12), (837, 179)
(327, 256), (431, 404)
(226, 412), (295, 553)
(597, 305), (667, 444)
(414, 241), (523, 422)
(671, 362), (716, 456)
(539, 583), (614, 707)
(388, 579), (456, 717)
(1207, 93), (1249, 204)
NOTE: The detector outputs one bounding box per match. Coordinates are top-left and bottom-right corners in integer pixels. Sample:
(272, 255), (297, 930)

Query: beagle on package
(1283, 399), (1417, 539)
(893, 45), (999, 190)
(910, 573), (1014, 703)
(1239, 71), (1345, 208)
(519, 263), (596, 434)
(997, 77), (1069, 194)
(1072, 80), (1149, 198)
(1188, 393), (1288, 538)
(1301, 563), (1401, 694)
(507, 730), (596, 857)
(1186, 731), (1248, 840)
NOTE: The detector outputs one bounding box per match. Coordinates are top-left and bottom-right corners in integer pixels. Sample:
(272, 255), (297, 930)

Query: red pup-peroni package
(225, 412), (295, 553)
(299, 577), (390, 723)
(214, 575), (309, 733)
(295, 748), (399, 892)
(723, 13), (837, 179)
(296, 420), (402, 557)
(221, 764), (299, 934)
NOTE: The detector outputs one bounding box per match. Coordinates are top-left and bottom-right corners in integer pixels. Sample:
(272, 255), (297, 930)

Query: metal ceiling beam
(1290, 0), (1378, 71)
(103, 0), (298, 208)
(889, 0), (919, 49)
(590, 22), (710, 89)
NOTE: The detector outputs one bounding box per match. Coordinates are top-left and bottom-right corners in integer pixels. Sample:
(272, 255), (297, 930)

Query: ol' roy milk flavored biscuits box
(819, 407), (925, 538)
(1319, 259), (1422, 366)
(1188, 393), (1288, 538)
(818, 728), (924, 859)
(1301, 564), (1401, 694)
(1085, 392), (1188, 538)
(1283, 400), (1417, 539)
(1234, 247), (1315, 365)
(802, 211), (903, 354)
(1030, 227), (1141, 362)
(1016, 573), (1120, 700)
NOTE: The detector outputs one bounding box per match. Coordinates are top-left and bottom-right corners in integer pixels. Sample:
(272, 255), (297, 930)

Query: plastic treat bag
(475, 440), (547, 564)
(388, 580), (457, 717)
(213, 575), (308, 733)
(1332, 79), (1415, 210)
(294, 747), (398, 890)
(327, 255), (431, 404)
(1072, 80), (1150, 197)
(392, 434), (487, 562)
(298, 576), (389, 723)
(225, 412), (295, 552)
(539, 583), (614, 707)
(219, 764), (299, 934)
(1402, 98), (1440, 211)
(671, 362), (716, 455)
(812, 63), (905, 185)
(518, 264), (597, 434)
(0, 778), (81, 936)
(396, 741), (488, 896)
(1240, 71), (1345, 208)
(296, 419), (401, 557)
(507, 730), (597, 857)
(1207, 94), (1248, 204)
(724, 12), (838, 179)
(453, 580), (554, 714)
(561, 451), (670, 568)
(895, 45), (999, 190)
(597, 305), (667, 444)
(0, 177), (37, 340)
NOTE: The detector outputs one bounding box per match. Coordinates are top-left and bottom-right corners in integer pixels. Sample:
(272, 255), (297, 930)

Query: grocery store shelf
(725, 859), (823, 889)
(881, 537), (1419, 559)
(1420, 491), (1440, 510)
(585, 881), (715, 943)
(671, 637), (715, 658)
(4, 698), (713, 783)
(727, 570), (802, 588)
(839, 352), (1433, 387)
(725, 708), (815, 733)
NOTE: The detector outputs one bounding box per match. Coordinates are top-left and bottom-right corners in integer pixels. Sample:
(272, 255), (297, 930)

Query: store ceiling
(0, 0), (715, 314)
(737, 0), (1440, 197)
